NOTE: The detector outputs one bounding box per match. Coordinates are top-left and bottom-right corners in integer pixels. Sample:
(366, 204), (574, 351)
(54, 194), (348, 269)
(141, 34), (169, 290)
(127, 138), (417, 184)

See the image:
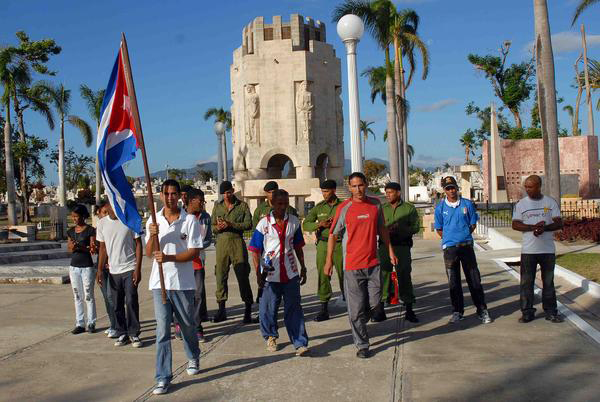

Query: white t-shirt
(512, 195), (561, 254)
(145, 208), (203, 290)
(96, 216), (140, 274)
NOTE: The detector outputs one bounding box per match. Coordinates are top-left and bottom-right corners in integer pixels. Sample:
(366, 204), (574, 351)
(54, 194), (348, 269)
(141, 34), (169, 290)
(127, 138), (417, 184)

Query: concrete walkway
(1, 240), (599, 401)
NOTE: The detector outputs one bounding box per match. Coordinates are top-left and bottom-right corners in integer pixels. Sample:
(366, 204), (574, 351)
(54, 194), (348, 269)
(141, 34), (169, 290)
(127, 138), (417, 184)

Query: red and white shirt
(248, 212), (305, 283)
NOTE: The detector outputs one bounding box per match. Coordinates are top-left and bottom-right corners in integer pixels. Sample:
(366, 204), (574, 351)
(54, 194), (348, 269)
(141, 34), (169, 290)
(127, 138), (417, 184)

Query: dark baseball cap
(263, 181), (279, 192)
(441, 176), (458, 189)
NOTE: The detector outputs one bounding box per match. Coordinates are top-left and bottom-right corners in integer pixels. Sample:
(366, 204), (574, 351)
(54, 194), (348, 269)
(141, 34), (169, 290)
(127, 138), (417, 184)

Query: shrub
(555, 218), (600, 243)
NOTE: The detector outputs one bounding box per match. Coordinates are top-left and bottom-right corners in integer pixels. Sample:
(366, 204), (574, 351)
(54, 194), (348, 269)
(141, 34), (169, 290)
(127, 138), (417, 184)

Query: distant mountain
(144, 160), (233, 180)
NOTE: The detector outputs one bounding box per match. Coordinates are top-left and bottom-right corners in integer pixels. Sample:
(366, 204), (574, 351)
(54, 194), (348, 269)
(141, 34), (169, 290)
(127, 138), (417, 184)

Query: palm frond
(572, 0), (600, 26)
(67, 115), (93, 146)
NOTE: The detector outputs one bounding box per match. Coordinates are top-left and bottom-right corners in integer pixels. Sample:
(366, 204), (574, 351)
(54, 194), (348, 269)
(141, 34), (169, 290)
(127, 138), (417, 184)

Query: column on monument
(295, 166), (313, 180)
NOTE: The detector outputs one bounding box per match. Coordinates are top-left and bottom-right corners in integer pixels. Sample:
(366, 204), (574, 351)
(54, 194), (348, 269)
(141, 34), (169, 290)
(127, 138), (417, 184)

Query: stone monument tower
(230, 15), (344, 213)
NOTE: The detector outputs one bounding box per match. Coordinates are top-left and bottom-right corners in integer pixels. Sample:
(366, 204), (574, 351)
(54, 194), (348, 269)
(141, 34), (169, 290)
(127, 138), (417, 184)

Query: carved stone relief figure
(230, 98), (236, 145)
(296, 80), (314, 143)
(245, 85), (260, 143)
(335, 86), (344, 144)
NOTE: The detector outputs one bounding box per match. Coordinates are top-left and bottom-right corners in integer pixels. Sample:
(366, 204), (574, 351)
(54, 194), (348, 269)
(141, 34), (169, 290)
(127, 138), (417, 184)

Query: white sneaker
(106, 329), (118, 338)
(114, 334), (129, 346)
(448, 312), (464, 324)
(104, 328), (110, 334)
(478, 309), (492, 324)
(186, 359), (200, 375)
(152, 381), (168, 395)
(131, 336), (142, 348)
(266, 336), (277, 352)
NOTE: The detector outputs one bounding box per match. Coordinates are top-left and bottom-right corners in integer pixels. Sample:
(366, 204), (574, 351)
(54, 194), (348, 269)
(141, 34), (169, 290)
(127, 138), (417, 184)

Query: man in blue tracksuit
(434, 176), (492, 325)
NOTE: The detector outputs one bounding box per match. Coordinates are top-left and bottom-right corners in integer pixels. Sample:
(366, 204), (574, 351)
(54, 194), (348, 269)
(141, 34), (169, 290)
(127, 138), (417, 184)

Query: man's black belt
(446, 241), (473, 248)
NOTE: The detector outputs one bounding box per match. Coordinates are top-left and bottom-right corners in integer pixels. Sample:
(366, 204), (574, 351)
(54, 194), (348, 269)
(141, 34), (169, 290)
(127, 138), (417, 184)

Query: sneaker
(114, 334), (129, 346)
(478, 309), (492, 324)
(87, 324), (96, 333)
(519, 314), (535, 323)
(448, 312), (464, 324)
(295, 346), (309, 356)
(107, 329), (119, 338)
(266, 336), (277, 352)
(174, 324), (182, 340)
(356, 348), (370, 359)
(197, 331), (206, 343)
(545, 314), (564, 323)
(71, 326), (86, 335)
(152, 381), (169, 395)
(104, 328), (110, 334)
(131, 336), (142, 348)
(186, 359), (200, 375)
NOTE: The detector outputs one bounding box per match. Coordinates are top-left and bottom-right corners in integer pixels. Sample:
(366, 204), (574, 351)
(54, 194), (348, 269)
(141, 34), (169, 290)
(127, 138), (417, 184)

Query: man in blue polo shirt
(434, 176), (491, 324)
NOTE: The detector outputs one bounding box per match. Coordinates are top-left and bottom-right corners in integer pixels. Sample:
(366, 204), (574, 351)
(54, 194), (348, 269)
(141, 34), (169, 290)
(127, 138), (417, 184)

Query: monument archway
(266, 154), (296, 179)
(315, 153), (329, 182)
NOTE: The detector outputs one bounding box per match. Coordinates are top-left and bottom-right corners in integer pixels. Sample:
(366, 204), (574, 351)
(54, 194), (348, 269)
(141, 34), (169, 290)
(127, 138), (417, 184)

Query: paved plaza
(1, 239), (599, 401)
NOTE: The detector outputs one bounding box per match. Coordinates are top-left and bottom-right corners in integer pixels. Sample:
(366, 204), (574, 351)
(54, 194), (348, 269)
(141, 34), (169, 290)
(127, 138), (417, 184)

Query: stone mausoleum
(482, 136), (599, 201)
(229, 14), (344, 213)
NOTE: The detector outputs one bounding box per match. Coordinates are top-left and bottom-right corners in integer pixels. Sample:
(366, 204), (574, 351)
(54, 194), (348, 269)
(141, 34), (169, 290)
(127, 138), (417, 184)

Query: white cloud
(416, 99), (459, 113)
(523, 31), (600, 54)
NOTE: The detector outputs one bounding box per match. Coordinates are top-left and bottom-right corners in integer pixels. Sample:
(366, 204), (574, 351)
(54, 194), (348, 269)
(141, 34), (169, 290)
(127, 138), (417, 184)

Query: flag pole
(120, 33), (167, 304)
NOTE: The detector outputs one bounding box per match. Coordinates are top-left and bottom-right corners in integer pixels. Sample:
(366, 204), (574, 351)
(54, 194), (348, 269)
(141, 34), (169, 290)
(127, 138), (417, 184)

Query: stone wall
(482, 136), (599, 201)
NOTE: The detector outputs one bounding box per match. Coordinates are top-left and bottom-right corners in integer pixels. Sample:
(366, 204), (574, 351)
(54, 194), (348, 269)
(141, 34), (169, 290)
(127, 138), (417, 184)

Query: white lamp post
(214, 121), (226, 187)
(337, 14), (364, 173)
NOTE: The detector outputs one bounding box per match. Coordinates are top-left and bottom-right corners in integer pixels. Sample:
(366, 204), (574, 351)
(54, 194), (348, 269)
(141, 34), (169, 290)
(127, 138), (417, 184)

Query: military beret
(320, 179), (337, 189)
(263, 181), (279, 192)
(384, 182), (401, 191)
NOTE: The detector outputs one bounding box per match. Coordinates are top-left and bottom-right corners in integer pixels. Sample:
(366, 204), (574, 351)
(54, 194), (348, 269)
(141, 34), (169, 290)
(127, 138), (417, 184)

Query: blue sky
(1, 0), (598, 184)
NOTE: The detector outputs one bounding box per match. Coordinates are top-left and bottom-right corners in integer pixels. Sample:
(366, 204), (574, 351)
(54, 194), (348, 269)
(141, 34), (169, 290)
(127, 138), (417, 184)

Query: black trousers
(520, 253), (557, 316)
(109, 270), (140, 337)
(194, 269), (207, 331)
(443, 245), (487, 314)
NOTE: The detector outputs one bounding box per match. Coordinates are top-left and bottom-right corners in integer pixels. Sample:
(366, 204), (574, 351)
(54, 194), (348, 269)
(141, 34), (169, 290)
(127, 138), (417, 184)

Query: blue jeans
(153, 289), (199, 383)
(259, 276), (308, 349)
(69, 266), (97, 327)
(99, 267), (116, 330)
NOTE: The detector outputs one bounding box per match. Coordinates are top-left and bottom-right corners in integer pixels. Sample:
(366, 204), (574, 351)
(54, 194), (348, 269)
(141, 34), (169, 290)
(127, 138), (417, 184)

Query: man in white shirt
(96, 201), (143, 348)
(145, 179), (203, 395)
(248, 189), (309, 356)
(512, 175), (564, 324)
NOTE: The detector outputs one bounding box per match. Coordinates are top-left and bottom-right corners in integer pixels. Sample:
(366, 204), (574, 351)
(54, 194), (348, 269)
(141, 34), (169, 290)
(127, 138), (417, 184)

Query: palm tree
(361, 65), (387, 104)
(571, 0), (599, 25)
(460, 132), (475, 163)
(41, 82), (93, 206)
(79, 85), (105, 206)
(360, 120), (375, 160)
(11, 81), (55, 222)
(391, 8), (429, 198)
(0, 48), (28, 225)
(333, 0), (400, 182)
(407, 144), (414, 162)
(562, 105), (580, 136)
(204, 107), (232, 180)
(534, 0), (561, 201)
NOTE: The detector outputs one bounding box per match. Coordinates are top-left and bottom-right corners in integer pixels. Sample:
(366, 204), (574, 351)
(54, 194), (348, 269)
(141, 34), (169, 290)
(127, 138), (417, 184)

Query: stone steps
(0, 258), (71, 284)
(0, 248), (70, 265)
(0, 241), (62, 254)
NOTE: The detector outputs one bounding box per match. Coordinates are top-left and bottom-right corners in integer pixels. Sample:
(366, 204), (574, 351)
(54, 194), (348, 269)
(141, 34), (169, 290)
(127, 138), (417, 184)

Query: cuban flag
(97, 46), (142, 234)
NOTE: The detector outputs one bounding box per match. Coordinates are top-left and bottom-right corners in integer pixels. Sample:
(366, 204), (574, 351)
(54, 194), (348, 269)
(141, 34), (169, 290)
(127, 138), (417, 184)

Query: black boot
(370, 302), (387, 322)
(212, 301), (227, 323)
(405, 304), (419, 323)
(243, 302), (253, 324)
(314, 302), (330, 322)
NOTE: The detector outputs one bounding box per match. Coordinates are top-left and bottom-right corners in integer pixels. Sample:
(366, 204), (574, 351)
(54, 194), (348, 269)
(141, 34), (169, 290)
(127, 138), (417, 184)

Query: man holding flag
(98, 37), (202, 395)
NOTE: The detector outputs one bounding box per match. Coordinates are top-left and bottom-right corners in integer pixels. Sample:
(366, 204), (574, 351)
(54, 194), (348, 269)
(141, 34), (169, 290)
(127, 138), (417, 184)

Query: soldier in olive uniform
(377, 182), (420, 323)
(211, 181), (255, 323)
(302, 180), (344, 321)
(252, 181), (298, 229)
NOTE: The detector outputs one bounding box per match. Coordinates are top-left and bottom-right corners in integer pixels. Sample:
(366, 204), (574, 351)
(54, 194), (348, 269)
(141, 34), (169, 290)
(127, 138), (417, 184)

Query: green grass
(556, 253), (600, 283)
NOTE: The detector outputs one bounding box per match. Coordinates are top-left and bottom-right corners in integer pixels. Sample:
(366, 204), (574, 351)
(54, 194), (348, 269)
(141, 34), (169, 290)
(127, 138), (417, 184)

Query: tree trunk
(398, 49), (410, 201)
(15, 107), (30, 223)
(58, 117), (66, 207)
(581, 24), (595, 136)
(393, 38), (405, 189)
(510, 108), (523, 129)
(574, 85), (583, 136)
(3, 103), (18, 225)
(222, 133), (229, 182)
(385, 50), (400, 183)
(534, 0), (561, 201)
